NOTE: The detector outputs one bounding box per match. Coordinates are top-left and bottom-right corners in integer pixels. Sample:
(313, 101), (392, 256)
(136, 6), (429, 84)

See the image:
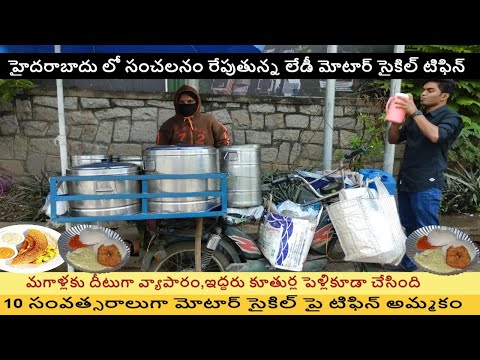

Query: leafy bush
(261, 169), (315, 204)
(0, 79), (35, 103)
(442, 162), (480, 214)
(348, 93), (389, 170)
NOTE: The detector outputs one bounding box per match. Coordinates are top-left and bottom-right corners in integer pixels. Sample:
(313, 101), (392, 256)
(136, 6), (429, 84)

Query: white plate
(58, 224), (130, 273)
(406, 225), (480, 275)
(0, 224), (64, 273)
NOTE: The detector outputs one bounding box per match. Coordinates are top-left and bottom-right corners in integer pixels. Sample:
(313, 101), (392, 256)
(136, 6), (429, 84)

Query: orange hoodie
(156, 85), (231, 148)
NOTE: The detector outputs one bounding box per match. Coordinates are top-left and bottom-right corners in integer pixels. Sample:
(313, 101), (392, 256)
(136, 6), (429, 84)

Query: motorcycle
(142, 147), (376, 272)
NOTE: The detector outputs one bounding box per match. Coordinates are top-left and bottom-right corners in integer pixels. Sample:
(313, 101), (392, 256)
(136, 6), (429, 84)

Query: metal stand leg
(195, 218), (203, 272)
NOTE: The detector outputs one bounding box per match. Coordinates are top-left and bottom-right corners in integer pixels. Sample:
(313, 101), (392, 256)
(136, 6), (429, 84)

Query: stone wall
(0, 88), (403, 183)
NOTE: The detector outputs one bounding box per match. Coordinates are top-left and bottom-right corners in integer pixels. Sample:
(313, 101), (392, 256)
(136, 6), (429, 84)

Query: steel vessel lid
(114, 156), (143, 160)
(71, 154), (110, 159)
(143, 144), (218, 156)
(66, 162), (140, 176)
(219, 144), (260, 151)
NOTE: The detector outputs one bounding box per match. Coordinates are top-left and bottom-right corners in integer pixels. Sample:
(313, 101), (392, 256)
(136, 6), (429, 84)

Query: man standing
(386, 79), (463, 271)
(156, 85), (231, 147)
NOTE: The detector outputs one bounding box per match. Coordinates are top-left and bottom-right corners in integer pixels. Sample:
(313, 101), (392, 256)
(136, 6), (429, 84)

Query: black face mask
(177, 103), (197, 117)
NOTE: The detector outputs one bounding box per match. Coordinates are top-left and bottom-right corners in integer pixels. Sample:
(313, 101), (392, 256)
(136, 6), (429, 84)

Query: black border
(2, 11), (477, 45)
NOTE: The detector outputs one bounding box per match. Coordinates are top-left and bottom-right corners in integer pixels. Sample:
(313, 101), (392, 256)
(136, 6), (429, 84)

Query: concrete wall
(0, 88), (403, 183)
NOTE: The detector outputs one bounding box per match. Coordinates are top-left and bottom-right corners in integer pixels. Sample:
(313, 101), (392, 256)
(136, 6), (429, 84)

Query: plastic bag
(41, 181), (68, 217)
(257, 202), (322, 271)
(327, 177), (405, 265)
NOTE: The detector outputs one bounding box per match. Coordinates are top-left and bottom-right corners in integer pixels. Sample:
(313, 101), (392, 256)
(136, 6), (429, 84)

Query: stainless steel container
(112, 156), (144, 173)
(220, 144), (262, 208)
(66, 162), (141, 217)
(70, 155), (112, 168)
(143, 145), (220, 213)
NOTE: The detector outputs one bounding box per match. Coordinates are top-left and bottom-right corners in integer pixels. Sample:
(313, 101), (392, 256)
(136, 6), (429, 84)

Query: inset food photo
(406, 225), (479, 275)
(58, 224), (130, 273)
(0, 224), (64, 273)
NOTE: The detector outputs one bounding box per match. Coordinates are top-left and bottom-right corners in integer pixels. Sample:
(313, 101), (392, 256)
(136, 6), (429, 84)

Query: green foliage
(347, 94), (390, 170)
(261, 170), (302, 204)
(442, 162), (480, 214)
(294, 45), (312, 53)
(0, 79), (35, 103)
(408, 45), (480, 53)
(261, 166), (322, 204)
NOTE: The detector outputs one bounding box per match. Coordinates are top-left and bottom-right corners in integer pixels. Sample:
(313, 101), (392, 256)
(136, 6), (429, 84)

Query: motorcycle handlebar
(343, 146), (368, 160)
(272, 174), (344, 206)
(271, 173), (336, 200)
(269, 146), (368, 202)
(271, 176), (289, 186)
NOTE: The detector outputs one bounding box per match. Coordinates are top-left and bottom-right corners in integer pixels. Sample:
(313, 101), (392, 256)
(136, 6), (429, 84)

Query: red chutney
(68, 234), (89, 249)
(416, 235), (438, 251)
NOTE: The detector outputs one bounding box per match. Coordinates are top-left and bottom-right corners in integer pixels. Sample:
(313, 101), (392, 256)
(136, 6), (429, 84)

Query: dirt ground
(0, 183), (48, 223)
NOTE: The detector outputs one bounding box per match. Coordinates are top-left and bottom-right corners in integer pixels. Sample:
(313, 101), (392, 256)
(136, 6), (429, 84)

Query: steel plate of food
(58, 224), (130, 273)
(405, 225), (479, 275)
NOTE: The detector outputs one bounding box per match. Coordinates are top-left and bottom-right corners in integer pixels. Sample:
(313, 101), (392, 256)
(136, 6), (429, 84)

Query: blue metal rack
(48, 173), (228, 223)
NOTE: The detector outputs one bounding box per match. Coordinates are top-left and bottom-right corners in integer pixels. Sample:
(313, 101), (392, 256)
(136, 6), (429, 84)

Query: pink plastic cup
(385, 93), (409, 124)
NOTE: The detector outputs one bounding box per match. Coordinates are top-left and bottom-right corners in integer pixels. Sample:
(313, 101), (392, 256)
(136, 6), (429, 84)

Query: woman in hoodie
(156, 85), (231, 147)
(144, 85), (231, 239)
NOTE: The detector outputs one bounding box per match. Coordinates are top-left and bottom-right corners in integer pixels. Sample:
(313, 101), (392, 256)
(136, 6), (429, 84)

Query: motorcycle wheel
(149, 241), (232, 272)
